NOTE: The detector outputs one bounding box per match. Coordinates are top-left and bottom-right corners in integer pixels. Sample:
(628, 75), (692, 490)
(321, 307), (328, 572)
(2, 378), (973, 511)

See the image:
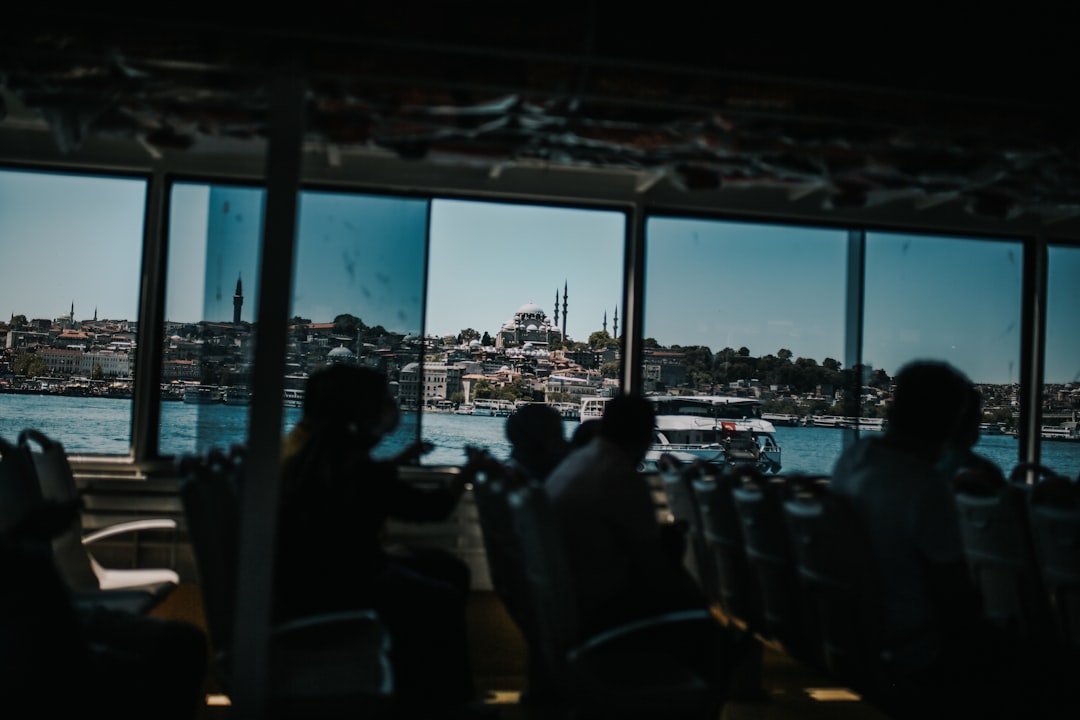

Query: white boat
(472, 398), (515, 417)
(810, 415), (887, 431)
(1040, 424), (1080, 442)
(182, 385), (221, 404)
(580, 394), (783, 474)
(283, 388), (305, 408)
(222, 386), (252, 405)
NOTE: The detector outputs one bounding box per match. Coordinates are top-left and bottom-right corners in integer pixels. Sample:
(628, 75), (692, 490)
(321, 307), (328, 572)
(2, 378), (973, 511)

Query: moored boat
(580, 394), (783, 474)
(223, 386), (252, 405)
(183, 385), (221, 404)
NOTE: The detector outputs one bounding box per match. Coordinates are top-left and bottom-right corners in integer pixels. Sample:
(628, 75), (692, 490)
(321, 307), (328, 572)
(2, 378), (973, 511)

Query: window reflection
(292, 191), (429, 461)
(0, 169), (145, 454)
(162, 184), (262, 456)
(644, 217), (847, 476)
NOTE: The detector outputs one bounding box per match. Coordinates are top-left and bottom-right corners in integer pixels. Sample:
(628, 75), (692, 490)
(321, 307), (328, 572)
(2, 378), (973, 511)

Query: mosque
(495, 284), (569, 348)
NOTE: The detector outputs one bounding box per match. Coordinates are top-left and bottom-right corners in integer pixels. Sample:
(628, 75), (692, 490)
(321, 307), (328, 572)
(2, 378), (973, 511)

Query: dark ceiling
(3, 6), (1080, 232)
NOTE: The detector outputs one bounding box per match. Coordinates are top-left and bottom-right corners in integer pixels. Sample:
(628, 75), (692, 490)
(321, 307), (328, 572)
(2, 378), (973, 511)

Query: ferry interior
(3, 7), (1080, 720)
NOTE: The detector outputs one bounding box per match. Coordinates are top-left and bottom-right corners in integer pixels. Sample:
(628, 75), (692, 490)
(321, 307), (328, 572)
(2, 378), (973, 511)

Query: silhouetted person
(545, 394), (709, 635)
(939, 384), (1005, 486)
(831, 360), (1046, 718)
(505, 403), (568, 483)
(570, 418), (601, 449)
(274, 365), (485, 719)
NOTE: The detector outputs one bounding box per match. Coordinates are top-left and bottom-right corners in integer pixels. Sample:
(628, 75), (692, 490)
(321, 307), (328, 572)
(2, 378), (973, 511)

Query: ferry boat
(580, 394), (783, 474)
(283, 388), (305, 408)
(182, 385), (220, 404)
(472, 398), (516, 417)
(810, 415), (887, 431)
(222, 386), (252, 405)
(1040, 424), (1080, 442)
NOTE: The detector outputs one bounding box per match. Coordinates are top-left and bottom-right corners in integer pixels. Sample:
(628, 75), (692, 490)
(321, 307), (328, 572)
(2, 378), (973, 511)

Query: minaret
(561, 281), (568, 339)
(233, 274), (243, 324)
(93, 307), (98, 322)
(70, 301), (75, 324)
(602, 310), (607, 335)
(613, 305), (619, 339)
(553, 289), (559, 328)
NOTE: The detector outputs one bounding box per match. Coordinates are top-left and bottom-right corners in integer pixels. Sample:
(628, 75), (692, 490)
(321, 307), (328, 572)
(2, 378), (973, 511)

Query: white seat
(18, 429), (178, 606)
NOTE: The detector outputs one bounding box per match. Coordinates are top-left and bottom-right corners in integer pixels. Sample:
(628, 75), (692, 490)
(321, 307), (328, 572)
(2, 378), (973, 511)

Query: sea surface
(1, 393), (1078, 479)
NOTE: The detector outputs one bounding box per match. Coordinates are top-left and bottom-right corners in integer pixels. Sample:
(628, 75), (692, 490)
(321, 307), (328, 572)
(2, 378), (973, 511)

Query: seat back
(1029, 475), (1080, 650)
(0, 434), (43, 538)
(732, 470), (816, 662)
(17, 429), (100, 590)
(507, 482), (578, 691)
(952, 471), (1054, 644)
(692, 467), (759, 627)
(468, 450), (529, 628)
(658, 455), (719, 603)
(177, 447), (241, 680)
(783, 478), (890, 693)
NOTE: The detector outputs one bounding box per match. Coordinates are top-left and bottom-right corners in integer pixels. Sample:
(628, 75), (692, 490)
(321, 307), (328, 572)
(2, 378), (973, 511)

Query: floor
(155, 584), (890, 720)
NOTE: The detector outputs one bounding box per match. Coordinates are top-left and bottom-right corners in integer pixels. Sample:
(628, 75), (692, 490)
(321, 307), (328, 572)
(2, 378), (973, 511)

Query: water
(2, 393), (1078, 478)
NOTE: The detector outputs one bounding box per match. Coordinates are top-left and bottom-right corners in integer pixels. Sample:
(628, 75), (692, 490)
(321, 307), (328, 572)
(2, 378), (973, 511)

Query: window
(423, 199), (625, 465)
(644, 217), (848, 475)
(0, 169), (146, 453)
(864, 231), (1023, 472)
(1044, 244), (1080, 478)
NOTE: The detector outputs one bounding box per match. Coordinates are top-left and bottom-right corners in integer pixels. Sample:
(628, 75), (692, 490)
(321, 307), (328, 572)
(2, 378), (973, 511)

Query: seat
(731, 469), (818, 665)
(1028, 473), (1080, 651)
(692, 466), (759, 629)
(507, 481), (728, 719)
(951, 468), (1055, 646)
(178, 446), (394, 719)
(18, 429), (178, 612)
(782, 477), (896, 704)
(657, 454), (721, 605)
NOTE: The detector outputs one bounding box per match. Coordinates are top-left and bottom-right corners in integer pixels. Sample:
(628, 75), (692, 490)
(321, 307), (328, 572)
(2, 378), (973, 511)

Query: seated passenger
(938, 384), (1005, 488)
(830, 360), (1046, 717)
(273, 364), (485, 718)
(545, 393), (710, 636)
(504, 403), (568, 483)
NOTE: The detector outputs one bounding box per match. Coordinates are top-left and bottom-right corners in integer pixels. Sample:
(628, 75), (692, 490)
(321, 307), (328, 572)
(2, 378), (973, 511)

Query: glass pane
(864, 232), (1023, 473)
(1044, 245), (1080, 478)
(644, 217), (848, 476)
(292, 190), (429, 461)
(161, 184), (263, 456)
(423, 199), (626, 465)
(0, 169), (146, 454)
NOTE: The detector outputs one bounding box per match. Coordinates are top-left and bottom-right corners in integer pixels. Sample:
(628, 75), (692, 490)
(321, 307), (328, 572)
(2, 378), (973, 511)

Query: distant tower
(70, 301), (75, 324)
(561, 281), (568, 339)
(233, 274), (243, 324)
(553, 289), (559, 328)
(602, 310), (607, 335)
(93, 307), (98, 322)
(613, 305), (619, 339)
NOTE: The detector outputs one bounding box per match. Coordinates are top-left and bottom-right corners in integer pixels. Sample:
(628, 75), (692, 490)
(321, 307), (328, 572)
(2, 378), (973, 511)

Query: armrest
(82, 518), (177, 545)
(569, 608), (717, 662)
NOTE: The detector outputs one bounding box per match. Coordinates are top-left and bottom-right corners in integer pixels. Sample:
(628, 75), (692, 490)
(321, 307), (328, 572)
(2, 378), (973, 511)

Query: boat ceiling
(3, 7), (1080, 239)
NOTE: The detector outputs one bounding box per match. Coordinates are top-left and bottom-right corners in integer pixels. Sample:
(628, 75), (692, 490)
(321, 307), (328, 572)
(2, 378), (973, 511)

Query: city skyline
(3, 168), (1079, 385)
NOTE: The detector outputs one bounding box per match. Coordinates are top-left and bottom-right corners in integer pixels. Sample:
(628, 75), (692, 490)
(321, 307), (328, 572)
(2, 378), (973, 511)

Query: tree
(481, 331), (493, 346)
(600, 360), (621, 378)
(9, 314), (27, 328)
(91, 363), (104, 381)
(14, 352), (46, 377)
(332, 313), (366, 337)
(588, 330), (618, 349)
(777, 348), (793, 362)
(457, 328), (480, 344)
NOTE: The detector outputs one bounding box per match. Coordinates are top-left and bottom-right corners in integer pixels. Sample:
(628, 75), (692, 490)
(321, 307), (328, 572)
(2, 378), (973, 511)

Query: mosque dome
(516, 301), (545, 316)
(327, 345), (357, 363)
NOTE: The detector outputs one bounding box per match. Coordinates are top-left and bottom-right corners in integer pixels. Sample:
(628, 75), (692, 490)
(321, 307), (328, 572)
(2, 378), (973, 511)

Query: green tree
(777, 348), (793, 362)
(91, 363), (104, 381)
(9, 314), (27, 328)
(14, 353), (47, 377)
(457, 328), (480, 344)
(481, 331), (493, 346)
(333, 313), (366, 338)
(588, 330), (618, 349)
(600, 360), (621, 378)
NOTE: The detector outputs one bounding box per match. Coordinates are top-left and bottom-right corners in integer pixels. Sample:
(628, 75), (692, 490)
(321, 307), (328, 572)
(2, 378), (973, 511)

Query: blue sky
(2, 168), (1078, 384)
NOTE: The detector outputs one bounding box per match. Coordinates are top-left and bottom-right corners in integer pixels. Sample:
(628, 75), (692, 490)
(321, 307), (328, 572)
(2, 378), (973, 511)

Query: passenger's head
(302, 365), (398, 447)
(599, 394), (656, 463)
(886, 360), (972, 458)
(505, 403), (568, 479)
(571, 418), (602, 449)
